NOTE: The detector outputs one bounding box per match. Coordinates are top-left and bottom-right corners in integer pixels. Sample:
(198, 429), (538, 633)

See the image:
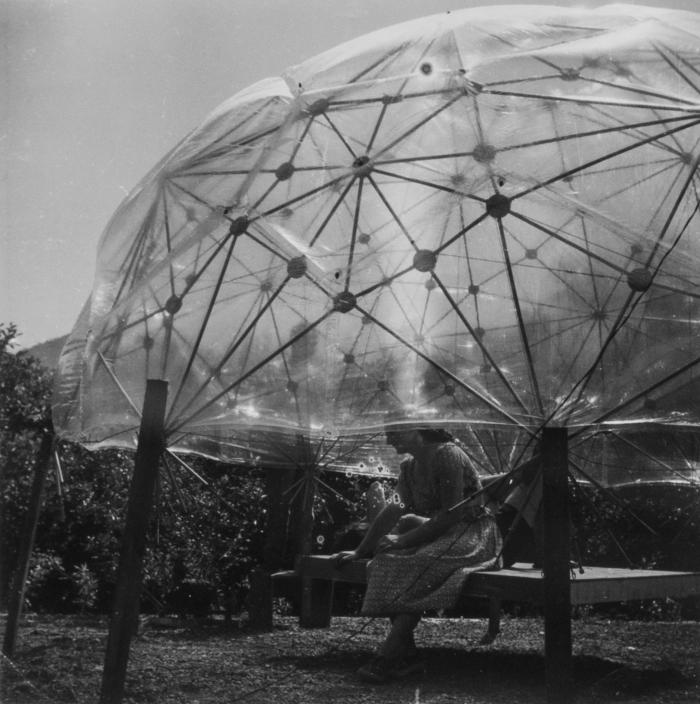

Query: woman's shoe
(357, 654), (425, 683)
(391, 654), (426, 677)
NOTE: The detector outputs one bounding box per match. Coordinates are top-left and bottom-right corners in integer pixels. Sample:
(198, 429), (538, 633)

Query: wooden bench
(274, 555), (700, 643)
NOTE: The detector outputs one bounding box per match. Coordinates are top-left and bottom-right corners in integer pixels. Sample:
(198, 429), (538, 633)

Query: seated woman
(332, 426), (502, 683)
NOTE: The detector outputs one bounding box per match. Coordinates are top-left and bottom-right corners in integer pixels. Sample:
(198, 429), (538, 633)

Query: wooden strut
(2, 430), (54, 659)
(99, 379), (168, 704)
(542, 426), (572, 704)
(295, 435), (322, 629)
(248, 462), (298, 630)
(248, 436), (320, 631)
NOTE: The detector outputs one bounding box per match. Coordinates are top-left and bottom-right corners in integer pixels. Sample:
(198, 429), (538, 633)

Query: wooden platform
(281, 555), (700, 632)
(294, 555), (700, 601)
(469, 563), (700, 605)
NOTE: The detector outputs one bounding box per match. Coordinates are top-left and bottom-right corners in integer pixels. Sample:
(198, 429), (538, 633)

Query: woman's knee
(395, 513), (427, 533)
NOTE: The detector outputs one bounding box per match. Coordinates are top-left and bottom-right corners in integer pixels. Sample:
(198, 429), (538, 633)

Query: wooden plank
(468, 566), (546, 603)
(470, 564), (700, 605)
(296, 555), (368, 583)
(569, 569), (700, 604)
(271, 570), (298, 580)
(296, 556), (700, 605)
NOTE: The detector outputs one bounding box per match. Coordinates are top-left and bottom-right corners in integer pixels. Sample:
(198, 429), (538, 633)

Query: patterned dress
(361, 442), (502, 616)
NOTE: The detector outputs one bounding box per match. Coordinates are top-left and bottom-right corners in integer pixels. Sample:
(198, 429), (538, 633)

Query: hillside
(25, 335), (67, 370)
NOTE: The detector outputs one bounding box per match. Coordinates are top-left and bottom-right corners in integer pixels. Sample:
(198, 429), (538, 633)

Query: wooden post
(300, 577), (335, 628)
(246, 464), (299, 630)
(295, 440), (316, 560)
(99, 380), (168, 704)
(261, 465), (298, 570)
(294, 435), (324, 628)
(247, 567), (274, 630)
(542, 426), (572, 704)
(2, 431), (53, 658)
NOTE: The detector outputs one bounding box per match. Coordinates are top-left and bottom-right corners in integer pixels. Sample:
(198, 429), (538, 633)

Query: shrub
(24, 552), (74, 613)
(571, 479), (700, 619)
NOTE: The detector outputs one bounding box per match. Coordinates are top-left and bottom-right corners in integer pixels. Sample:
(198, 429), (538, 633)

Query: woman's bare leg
(378, 613), (421, 659)
(357, 612), (424, 681)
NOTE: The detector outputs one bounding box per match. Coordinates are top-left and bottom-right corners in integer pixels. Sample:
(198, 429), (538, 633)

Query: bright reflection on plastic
(53, 5), (700, 487)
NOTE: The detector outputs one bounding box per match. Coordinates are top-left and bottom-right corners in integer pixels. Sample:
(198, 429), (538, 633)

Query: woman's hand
(330, 550), (360, 566)
(376, 533), (405, 553)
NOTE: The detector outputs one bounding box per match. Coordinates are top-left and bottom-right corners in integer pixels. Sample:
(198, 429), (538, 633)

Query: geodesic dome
(53, 4), (700, 481)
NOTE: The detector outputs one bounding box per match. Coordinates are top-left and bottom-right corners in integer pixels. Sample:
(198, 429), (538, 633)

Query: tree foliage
(1, 323), (270, 614)
(0, 323), (54, 605)
(0, 323), (53, 435)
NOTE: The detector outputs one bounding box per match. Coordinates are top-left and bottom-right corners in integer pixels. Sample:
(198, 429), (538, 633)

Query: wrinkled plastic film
(53, 5), (700, 484)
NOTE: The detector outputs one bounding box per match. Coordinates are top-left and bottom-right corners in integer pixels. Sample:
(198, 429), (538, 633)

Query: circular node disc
(333, 291), (357, 313)
(627, 267), (653, 292)
(229, 216), (249, 236)
(306, 98), (329, 116)
(164, 295), (182, 316)
(287, 256), (307, 278)
(413, 249), (437, 272)
(275, 162), (295, 181)
(486, 194), (511, 218)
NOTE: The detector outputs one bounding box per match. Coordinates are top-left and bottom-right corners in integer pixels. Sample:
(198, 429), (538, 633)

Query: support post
(2, 431), (53, 658)
(261, 465), (299, 570)
(247, 568), (274, 630)
(247, 464), (299, 629)
(300, 578), (334, 628)
(542, 426), (572, 704)
(99, 380), (168, 704)
(294, 436), (323, 629)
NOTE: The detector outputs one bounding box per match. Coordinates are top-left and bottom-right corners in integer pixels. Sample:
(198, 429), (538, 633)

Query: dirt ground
(1, 613), (699, 704)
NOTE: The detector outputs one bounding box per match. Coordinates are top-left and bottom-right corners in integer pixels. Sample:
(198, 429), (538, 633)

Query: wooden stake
(294, 435), (323, 629)
(542, 426), (572, 703)
(246, 463), (300, 630)
(2, 431), (53, 658)
(99, 380), (168, 704)
(295, 437), (316, 559)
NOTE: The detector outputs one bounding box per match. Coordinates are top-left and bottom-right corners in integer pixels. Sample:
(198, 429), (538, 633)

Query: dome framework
(54, 5), (700, 476)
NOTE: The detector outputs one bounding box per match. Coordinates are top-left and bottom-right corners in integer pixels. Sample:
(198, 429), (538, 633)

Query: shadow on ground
(270, 647), (692, 701)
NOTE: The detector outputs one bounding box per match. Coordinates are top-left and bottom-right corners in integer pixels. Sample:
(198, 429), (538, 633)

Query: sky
(1, 0), (696, 348)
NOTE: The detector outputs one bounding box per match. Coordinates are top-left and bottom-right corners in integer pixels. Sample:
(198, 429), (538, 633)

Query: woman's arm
(377, 445), (480, 552)
(376, 507), (461, 551)
(355, 501), (405, 556)
(332, 500), (405, 564)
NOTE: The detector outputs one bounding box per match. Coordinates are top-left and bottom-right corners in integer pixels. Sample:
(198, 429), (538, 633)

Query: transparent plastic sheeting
(54, 5), (700, 482)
